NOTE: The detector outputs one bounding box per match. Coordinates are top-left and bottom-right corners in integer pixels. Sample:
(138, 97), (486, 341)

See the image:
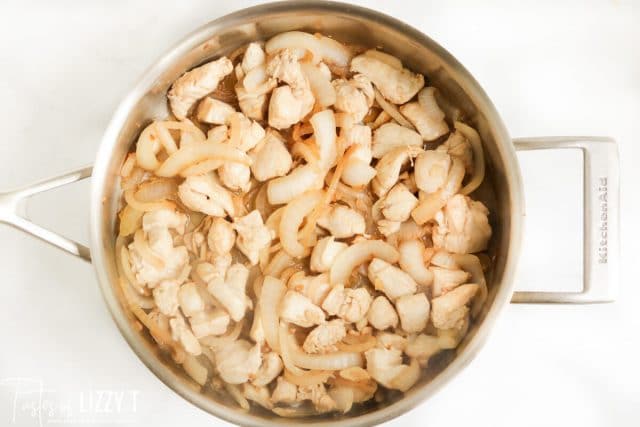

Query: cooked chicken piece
(196, 97), (235, 125)
(411, 157), (466, 225)
(207, 263), (250, 322)
(219, 161), (251, 192)
(207, 124), (228, 143)
(350, 51), (424, 104)
(267, 163), (324, 205)
(431, 283), (479, 329)
(380, 183), (418, 222)
(249, 132), (293, 181)
(376, 332), (407, 351)
(322, 285), (372, 323)
(395, 293), (430, 333)
(168, 56), (233, 120)
(430, 266), (470, 297)
(300, 61), (336, 108)
(399, 87), (449, 141)
(169, 314), (202, 356)
(189, 309), (230, 338)
(414, 150), (452, 194)
(432, 195), (491, 254)
(266, 50), (315, 129)
(196, 253), (232, 283)
(437, 130), (473, 173)
(177, 282), (206, 317)
(252, 352), (283, 386)
(279, 290), (326, 328)
(317, 205), (366, 238)
(288, 272), (333, 306)
(310, 236), (348, 273)
(243, 383), (273, 410)
(368, 258), (417, 301)
(372, 146), (422, 197)
(152, 280), (180, 316)
(207, 218), (236, 257)
(405, 334), (445, 365)
(364, 348), (407, 389)
(242, 42), (266, 73)
(297, 383), (337, 413)
(128, 229), (189, 287)
(367, 296), (399, 330)
(228, 112), (266, 152)
(268, 85), (315, 130)
(303, 319), (347, 353)
(237, 80), (275, 121)
(333, 74), (374, 122)
(310, 109), (338, 170)
(398, 239), (433, 289)
(377, 219), (401, 237)
(233, 210), (274, 265)
(142, 208), (187, 234)
(372, 123), (423, 159)
(215, 339), (261, 384)
(271, 377), (298, 404)
(178, 173), (235, 217)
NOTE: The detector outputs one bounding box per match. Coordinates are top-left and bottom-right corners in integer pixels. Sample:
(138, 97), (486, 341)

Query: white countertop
(0, 1), (638, 426)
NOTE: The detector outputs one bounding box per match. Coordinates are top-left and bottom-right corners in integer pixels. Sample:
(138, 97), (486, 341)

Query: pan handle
(511, 137), (619, 303)
(0, 165), (93, 263)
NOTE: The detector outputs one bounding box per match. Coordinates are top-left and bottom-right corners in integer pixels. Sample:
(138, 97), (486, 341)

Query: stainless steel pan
(0, 1), (619, 425)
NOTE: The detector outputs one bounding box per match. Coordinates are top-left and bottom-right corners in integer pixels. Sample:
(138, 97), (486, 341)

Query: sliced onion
(263, 249), (296, 277)
(124, 189), (175, 213)
(330, 240), (400, 285)
(280, 190), (324, 258)
(199, 319), (244, 348)
(329, 386), (354, 413)
(267, 164), (324, 205)
(455, 121), (485, 195)
(261, 276), (286, 352)
(118, 204), (143, 237)
(451, 253), (487, 317)
(280, 322), (363, 370)
(284, 369), (333, 387)
(179, 159), (224, 177)
(398, 239), (433, 288)
(136, 123), (162, 171)
(155, 142), (251, 177)
(374, 88), (415, 130)
(291, 141), (320, 165)
(430, 250), (460, 269)
(182, 354), (208, 386)
(334, 112), (355, 130)
(265, 31), (351, 67)
(369, 110), (392, 130)
(388, 358), (420, 392)
(155, 122), (178, 154)
(120, 153), (136, 178)
(265, 207), (284, 241)
(272, 407), (316, 418)
(336, 335), (377, 353)
(134, 178), (177, 202)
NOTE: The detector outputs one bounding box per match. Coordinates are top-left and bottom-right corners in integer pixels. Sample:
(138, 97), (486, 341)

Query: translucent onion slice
(225, 383), (250, 411)
(310, 109), (337, 169)
(199, 319), (244, 348)
(280, 190), (324, 258)
(133, 229), (164, 270)
(398, 239), (433, 288)
(179, 159), (224, 177)
(155, 142), (251, 177)
(265, 31), (352, 67)
(134, 178), (178, 202)
(330, 240), (400, 285)
(284, 369), (333, 387)
(261, 276), (286, 352)
(124, 189), (175, 213)
(411, 190), (447, 225)
(336, 334), (377, 353)
(455, 121), (485, 195)
(388, 358), (420, 392)
(272, 407), (317, 418)
(374, 88), (415, 130)
(263, 249), (297, 277)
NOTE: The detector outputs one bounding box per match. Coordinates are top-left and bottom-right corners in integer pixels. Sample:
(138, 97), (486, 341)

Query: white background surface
(0, 1), (638, 426)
